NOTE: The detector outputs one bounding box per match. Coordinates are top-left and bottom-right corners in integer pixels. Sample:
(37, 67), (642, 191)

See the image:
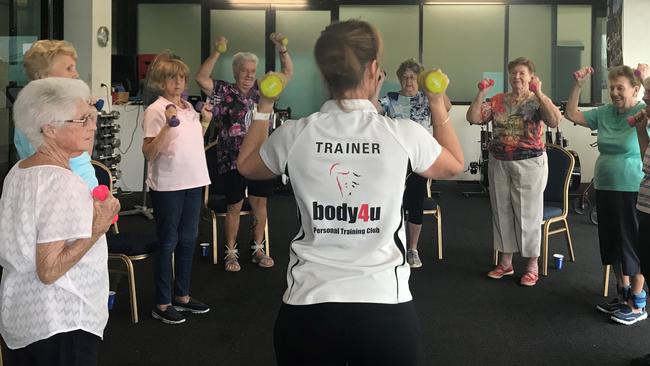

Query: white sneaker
(407, 249), (422, 268)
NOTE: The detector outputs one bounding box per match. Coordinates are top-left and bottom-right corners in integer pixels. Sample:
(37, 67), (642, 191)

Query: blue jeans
(150, 187), (202, 306)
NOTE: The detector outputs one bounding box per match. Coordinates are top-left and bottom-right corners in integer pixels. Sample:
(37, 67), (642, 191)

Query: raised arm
(420, 84), (464, 179)
(142, 107), (175, 161)
(529, 76), (562, 128)
(271, 33), (294, 81)
(195, 36), (227, 95)
(237, 94), (276, 180)
(636, 112), (650, 159)
(36, 195), (120, 284)
(467, 79), (491, 125)
(564, 67), (592, 127)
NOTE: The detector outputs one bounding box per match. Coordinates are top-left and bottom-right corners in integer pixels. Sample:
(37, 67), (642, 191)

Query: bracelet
(433, 116), (450, 128)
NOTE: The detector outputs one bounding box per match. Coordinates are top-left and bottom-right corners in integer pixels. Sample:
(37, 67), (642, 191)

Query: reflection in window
(423, 5), (505, 102)
(275, 10), (330, 118)
(557, 5), (592, 103)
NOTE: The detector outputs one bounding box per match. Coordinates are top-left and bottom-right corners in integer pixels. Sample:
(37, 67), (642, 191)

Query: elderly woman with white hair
(0, 77), (120, 365)
(195, 35), (293, 272)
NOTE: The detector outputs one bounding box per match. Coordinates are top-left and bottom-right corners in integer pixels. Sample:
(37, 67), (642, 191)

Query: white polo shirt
(260, 99), (441, 305)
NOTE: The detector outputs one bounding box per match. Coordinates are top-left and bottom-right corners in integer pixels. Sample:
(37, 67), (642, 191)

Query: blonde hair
(23, 40), (78, 81)
(314, 20), (383, 100)
(608, 65), (641, 88)
(147, 55), (190, 92)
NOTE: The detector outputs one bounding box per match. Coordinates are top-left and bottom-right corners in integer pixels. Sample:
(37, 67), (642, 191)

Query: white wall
(623, 0), (650, 68)
(64, 0), (112, 103)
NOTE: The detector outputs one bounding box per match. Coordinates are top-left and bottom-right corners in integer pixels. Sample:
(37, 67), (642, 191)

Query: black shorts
(596, 190), (640, 276)
(5, 330), (100, 366)
(637, 210), (650, 278)
(274, 301), (420, 366)
(222, 169), (274, 205)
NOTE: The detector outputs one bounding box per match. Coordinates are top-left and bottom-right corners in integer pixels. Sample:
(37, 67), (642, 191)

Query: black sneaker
(151, 306), (186, 324)
(172, 297), (210, 314)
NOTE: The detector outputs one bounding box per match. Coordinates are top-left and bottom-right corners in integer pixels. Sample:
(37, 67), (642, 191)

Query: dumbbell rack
(93, 110), (122, 193)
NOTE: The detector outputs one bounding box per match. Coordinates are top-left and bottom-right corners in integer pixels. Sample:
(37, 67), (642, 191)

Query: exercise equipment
(478, 79), (494, 91)
(418, 69), (449, 94)
(165, 104), (180, 127)
(92, 184), (119, 224)
(259, 72), (286, 99)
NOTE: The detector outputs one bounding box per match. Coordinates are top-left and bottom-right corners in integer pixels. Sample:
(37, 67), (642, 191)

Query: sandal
(251, 240), (274, 268)
(224, 244), (241, 272)
(520, 271), (539, 287)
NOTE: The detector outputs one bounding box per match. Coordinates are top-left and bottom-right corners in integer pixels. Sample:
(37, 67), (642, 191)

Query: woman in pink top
(142, 55), (212, 324)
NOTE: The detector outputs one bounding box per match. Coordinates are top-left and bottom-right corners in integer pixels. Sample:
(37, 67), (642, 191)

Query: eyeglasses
(61, 114), (96, 127)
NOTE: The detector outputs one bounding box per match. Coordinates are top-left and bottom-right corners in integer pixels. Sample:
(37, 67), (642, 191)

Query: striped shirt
(638, 144), (650, 214)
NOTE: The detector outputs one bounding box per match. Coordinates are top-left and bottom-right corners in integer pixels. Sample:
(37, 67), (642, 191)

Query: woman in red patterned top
(467, 57), (562, 287)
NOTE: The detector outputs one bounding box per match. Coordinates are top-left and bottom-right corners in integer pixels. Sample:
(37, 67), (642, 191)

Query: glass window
(557, 5), (592, 103)
(339, 5), (419, 97)
(423, 4), (506, 102)
(509, 5), (552, 96)
(138, 4), (202, 95)
(275, 10), (330, 118)
(209, 9), (266, 87)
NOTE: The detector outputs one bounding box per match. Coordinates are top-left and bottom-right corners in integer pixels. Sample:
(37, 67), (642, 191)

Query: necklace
(508, 92), (531, 106)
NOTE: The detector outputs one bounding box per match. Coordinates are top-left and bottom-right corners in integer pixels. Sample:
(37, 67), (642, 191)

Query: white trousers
(488, 153), (548, 258)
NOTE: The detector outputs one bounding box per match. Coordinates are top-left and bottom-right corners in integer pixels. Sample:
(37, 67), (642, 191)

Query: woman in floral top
(375, 58), (451, 269)
(467, 57), (562, 287)
(195, 35), (293, 272)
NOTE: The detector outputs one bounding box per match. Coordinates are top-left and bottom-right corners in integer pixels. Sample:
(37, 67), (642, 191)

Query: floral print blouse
(480, 92), (545, 161)
(206, 80), (260, 174)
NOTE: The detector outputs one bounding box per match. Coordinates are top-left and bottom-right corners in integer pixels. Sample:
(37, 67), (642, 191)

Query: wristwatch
(252, 104), (273, 122)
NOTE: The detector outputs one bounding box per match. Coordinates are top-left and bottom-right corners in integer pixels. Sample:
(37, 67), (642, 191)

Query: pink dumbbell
(478, 78), (495, 91)
(573, 67), (594, 80)
(627, 110), (647, 126)
(92, 185), (118, 224)
(529, 82), (539, 92)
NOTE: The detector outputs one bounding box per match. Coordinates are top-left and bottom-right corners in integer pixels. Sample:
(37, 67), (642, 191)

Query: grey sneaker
(407, 249), (422, 268)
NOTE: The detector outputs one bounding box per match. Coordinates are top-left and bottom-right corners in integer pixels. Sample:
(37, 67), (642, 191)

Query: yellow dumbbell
(270, 32), (289, 47)
(216, 42), (227, 54)
(259, 72), (286, 99)
(418, 69), (449, 94)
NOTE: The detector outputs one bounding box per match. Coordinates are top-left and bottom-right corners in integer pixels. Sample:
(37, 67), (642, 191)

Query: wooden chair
(203, 141), (270, 265)
(422, 179), (443, 260)
(92, 160), (156, 324)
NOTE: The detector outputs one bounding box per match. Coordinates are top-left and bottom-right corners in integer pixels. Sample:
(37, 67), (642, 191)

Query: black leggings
(274, 301), (420, 366)
(403, 173), (428, 225)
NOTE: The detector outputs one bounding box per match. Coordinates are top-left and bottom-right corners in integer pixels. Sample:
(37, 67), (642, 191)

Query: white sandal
(251, 240), (274, 268)
(224, 244), (241, 272)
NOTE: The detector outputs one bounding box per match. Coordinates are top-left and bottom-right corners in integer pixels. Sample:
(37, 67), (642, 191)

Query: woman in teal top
(566, 65), (648, 325)
(16, 40), (98, 189)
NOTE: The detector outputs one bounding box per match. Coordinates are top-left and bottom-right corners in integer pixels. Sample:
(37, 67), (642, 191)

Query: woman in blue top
(374, 58), (451, 268)
(566, 65), (648, 325)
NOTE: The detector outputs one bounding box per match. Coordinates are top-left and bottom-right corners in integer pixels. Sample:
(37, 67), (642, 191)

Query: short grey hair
(396, 58), (423, 79)
(13, 77), (91, 149)
(232, 52), (259, 73)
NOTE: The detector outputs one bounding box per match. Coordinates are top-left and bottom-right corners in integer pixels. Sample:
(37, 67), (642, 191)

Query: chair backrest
(91, 160), (119, 233)
(544, 144), (575, 214)
(204, 141), (225, 197)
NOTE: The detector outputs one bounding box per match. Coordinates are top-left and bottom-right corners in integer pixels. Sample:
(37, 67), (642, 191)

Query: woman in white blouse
(0, 77), (119, 366)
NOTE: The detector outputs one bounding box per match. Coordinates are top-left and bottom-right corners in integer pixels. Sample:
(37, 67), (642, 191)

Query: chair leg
(603, 265), (611, 297)
(123, 256), (139, 324)
(212, 212), (218, 265)
(493, 250), (499, 266)
(436, 207), (443, 260)
(542, 222), (550, 277)
(563, 218), (575, 262)
(264, 221), (270, 257)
